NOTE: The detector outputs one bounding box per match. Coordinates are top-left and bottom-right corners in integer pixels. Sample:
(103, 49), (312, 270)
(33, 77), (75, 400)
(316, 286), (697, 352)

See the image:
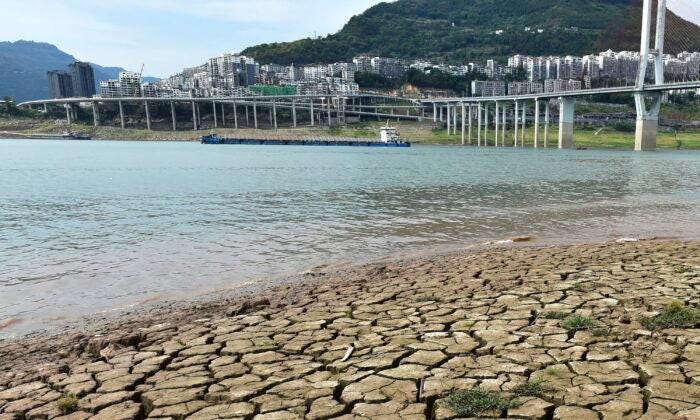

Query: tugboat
(378, 122), (410, 146)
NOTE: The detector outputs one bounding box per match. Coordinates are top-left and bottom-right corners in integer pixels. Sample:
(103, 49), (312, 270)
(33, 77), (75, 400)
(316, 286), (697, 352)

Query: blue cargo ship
(201, 124), (410, 148)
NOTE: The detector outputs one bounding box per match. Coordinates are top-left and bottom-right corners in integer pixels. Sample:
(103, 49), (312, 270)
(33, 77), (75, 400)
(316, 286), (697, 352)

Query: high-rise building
(47, 70), (74, 98)
(69, 61), (96, 98)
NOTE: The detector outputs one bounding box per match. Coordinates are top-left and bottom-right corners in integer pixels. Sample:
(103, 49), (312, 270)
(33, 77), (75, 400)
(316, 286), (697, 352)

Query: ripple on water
(0, 141), (699, 334)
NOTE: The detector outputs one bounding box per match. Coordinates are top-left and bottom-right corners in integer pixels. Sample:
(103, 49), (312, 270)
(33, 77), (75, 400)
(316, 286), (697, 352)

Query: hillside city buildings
(49, 49), (700, 100)
(47, 61), (96, 99)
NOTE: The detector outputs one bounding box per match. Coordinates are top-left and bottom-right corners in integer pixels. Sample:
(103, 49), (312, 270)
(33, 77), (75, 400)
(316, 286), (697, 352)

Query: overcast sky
(0, 0), (697, 78)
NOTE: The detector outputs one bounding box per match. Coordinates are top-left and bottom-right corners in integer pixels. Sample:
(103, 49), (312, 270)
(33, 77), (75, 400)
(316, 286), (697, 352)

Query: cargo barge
(201, 124), (411, 148)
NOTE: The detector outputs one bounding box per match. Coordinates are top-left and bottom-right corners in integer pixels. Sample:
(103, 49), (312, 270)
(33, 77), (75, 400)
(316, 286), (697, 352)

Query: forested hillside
(243, 0), (700, 65)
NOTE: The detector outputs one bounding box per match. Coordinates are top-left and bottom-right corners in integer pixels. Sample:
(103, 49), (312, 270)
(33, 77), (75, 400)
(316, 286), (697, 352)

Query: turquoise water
(1, 139), (700, 336)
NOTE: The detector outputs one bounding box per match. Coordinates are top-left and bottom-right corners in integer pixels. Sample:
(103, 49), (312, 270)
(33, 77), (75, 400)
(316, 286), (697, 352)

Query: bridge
(17, 0), (700, 151)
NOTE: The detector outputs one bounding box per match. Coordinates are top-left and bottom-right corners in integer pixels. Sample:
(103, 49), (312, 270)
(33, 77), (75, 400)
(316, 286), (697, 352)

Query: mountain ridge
(0, 40), (158, 102)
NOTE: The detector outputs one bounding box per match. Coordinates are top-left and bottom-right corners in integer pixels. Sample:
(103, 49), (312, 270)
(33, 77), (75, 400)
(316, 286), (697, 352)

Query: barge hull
(201, 136), (410, 148)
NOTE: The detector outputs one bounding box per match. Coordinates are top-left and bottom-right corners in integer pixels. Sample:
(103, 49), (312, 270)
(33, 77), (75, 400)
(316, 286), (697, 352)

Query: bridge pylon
(634, 0), (666, 151)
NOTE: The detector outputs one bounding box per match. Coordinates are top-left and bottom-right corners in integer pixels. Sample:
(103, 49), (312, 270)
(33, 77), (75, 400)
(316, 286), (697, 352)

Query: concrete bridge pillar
(245, 105), (249, 127)
(514, 101), (519, 147)
(544, 100), (550, 148)
(452, 104), (457, 136)
(233, 102), (238, 129)
(171, 102), (177, 131)
(119, 101), (125, 129)
(221, 103), (226, 127)
(192, 101), (197, 131)
(501, 103), (506, 146)
(494, 102), (499, 147)
(521, 102), (526, 147)
(433, 103), (437, 123)
(468, 104), (473, 144)
(327, 97), (332, 126)
(145, 100), (151, 131)
(292, 100), (297, 128)
(212, 101), (218, 128)
(461, 103), (466, 145)
(310, 100), (315, 126)
(534, 100), (540, 148)
(92, 102), (99, 127)
(253, 102), (258, 129)
(558, 97), (575, 149)
(273, 101), (278, 130)
(446, 105), (451, 135)
(634, 92), (661, 151)
(484, 104), (489, 146)
(477, 103), (483, 146)
(65, 104), (71, 125)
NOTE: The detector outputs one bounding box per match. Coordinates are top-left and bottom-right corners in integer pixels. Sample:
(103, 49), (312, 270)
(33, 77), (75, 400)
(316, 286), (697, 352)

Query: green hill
(242, 0), (700, 65)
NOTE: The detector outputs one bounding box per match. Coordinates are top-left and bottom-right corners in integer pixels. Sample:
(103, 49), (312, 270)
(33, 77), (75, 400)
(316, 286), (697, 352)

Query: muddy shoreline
(1, 239), (699, 419)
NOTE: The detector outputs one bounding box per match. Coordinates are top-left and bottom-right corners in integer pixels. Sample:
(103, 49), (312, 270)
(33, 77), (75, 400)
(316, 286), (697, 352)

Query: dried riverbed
(1, 240), (699, 419)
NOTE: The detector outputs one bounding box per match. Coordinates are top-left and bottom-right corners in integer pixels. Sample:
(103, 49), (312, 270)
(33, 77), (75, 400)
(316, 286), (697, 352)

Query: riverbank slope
(1, 240), (698, 419)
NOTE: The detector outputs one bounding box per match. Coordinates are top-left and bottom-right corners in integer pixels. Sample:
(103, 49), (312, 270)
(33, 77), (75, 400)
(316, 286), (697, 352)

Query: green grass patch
(540, 311), (568, 320)
(561, 315), (597, 332)
(446, 388), (517, 417)
(544, 365), (569, 377)
(641, 301), (700, 330)
(511, 380), (545, 398)
(56, 394), (78, 414)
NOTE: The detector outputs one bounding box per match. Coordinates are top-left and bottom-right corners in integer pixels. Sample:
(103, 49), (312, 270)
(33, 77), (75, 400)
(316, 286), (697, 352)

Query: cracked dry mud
(1, 240), (699, 419)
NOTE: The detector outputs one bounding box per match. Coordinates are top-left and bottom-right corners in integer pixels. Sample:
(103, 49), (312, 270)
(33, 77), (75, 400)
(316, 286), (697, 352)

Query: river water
(1, 139), (699, 337)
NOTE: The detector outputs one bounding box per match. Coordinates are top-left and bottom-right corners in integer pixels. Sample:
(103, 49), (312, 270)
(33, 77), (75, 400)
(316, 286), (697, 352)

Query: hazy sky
(0, 0), (387, 77)
(0, 0), (697, 78)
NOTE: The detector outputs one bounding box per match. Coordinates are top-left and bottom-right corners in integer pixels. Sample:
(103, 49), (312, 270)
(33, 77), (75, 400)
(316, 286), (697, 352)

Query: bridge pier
(233, 102), (238, 128)
(494, 102), (499, 147)
(65, 104), (71, 125)
(461, 103), (466, 145)
(327, 97), (332, 126)
(310, 100), (315, 126)
(433, 103), (437, 123)
(514, 101), (519, 147)
(484, 104), (489, 146)
(501, 103), (506, 146)
(273, 101), (278, 130)
(145, 100), (151, 131)
(220, 103), (225, 127)
(245, 105), (249, 127)
(477, 103), (483, 146)
(634, 92), (661, 151)
(521, 103), (526, 147)
(534, 100), (540, 148)
(253, 102), (258, 129)
(192, 102), (197, 131)
(446, 105), (451, 135)
(212, 101), (218, 128)
(558, 97), (575, 149)
(292, 100), (297, 128)
(453, 105), (457, 135)
(171, 102), (177, 131)
(468, 104), (473, 144)
(92, 102), (99, 127)
(544, 100), (550, 148)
